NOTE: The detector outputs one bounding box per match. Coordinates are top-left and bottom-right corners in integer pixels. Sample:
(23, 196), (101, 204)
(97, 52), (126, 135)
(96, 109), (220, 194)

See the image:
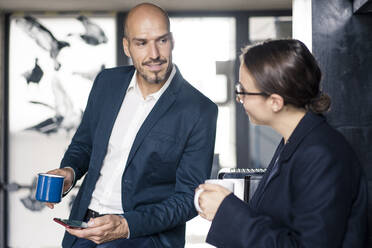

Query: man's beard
(138, 58), (172, 84)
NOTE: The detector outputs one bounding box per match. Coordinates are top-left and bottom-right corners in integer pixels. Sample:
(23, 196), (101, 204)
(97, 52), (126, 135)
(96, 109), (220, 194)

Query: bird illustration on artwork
(22, 58), (44, 85)
(15, 16), (70, 70)
(26, 75), (82, 135)
(68, 15), (108, 46)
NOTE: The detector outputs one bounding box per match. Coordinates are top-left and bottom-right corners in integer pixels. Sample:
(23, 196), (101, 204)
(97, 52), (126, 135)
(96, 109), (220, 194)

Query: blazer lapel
(251, 112), (326, 209)
(95, 67), (135, 167)
(124, 67), (183, 172)
(250, 140), (284, 208)
(280, 112), (325, 162)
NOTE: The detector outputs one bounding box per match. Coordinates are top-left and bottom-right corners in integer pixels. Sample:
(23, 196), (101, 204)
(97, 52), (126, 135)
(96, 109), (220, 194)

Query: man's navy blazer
(60, 65), (218, 247)
(207, 112), (367, 248)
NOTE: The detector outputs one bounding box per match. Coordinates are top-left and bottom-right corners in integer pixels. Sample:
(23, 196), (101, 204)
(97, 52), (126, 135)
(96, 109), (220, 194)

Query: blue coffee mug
(35, 173), (64, 203)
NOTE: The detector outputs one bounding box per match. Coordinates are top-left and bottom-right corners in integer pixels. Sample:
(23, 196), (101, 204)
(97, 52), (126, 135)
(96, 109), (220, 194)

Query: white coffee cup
(223, 178), (245, 201)
(194, 179), (234, 213)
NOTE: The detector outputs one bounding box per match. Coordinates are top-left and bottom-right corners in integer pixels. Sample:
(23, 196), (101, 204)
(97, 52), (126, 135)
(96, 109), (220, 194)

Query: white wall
(292, 0), (312, 51)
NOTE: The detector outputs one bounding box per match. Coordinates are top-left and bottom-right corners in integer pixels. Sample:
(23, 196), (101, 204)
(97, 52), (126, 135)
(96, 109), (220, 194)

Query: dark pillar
(294, 0), (372, 246)
(0, 12), (3, 248)
(0, 12), (9, 248)
(116, 13), (129, 66)
(235, 13), (251, 168)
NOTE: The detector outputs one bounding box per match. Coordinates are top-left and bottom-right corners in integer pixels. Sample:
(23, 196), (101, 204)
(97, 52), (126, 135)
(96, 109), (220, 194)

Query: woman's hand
(196, 183), (232, 221)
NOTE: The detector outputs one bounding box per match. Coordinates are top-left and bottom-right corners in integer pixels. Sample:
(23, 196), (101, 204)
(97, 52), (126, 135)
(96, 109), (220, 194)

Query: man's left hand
(66, 215), (129, 244)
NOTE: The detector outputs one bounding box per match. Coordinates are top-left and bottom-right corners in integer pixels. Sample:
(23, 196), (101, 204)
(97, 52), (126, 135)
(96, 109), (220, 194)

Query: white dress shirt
(88, 66), (176, 214)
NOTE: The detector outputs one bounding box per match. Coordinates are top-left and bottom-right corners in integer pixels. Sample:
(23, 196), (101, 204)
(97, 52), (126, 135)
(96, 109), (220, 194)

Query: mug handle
(194, 188), (204, 213)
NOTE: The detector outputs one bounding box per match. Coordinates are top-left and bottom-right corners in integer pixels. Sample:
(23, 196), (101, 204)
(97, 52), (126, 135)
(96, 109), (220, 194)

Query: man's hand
(44, 167), (74, 209)
(66, 215), (129, 244)
(196, 183), (232, 221)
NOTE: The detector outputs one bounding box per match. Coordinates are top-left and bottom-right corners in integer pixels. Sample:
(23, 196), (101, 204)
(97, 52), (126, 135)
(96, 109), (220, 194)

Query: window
(248, 16), (292, 169)
(170, 17), (236, 247)
(171, 17), (237, 171)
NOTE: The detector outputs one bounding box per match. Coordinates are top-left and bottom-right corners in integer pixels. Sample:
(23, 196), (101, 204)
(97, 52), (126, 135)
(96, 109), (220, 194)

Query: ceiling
(0, 0), (292, 12)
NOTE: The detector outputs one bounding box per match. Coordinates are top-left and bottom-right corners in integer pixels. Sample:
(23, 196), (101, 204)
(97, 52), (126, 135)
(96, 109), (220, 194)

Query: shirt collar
(127, 65), (176, 101)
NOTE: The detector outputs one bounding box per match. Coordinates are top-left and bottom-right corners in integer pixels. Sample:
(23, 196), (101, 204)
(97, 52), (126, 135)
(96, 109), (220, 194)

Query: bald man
(45, 3), (218, 248)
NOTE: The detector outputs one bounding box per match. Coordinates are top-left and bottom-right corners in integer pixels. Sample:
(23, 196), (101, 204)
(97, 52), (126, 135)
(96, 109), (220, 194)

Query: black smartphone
(53, 218), (88, 229)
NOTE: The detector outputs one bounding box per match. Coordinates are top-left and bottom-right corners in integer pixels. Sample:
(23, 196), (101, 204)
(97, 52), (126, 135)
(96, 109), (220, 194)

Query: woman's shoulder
(291, 120), (359, 169)
(305, 120), (354, 153)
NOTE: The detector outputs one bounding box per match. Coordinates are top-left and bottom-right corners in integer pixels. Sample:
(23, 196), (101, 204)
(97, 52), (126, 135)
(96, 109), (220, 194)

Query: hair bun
(307, 92), (331, 113)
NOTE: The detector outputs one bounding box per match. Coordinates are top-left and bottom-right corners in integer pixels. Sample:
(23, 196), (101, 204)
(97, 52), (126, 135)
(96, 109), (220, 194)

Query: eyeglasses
(235, 83), (268, 103)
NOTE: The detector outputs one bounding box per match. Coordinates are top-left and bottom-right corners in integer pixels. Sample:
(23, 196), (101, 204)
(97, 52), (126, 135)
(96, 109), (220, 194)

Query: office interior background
(0, 0), (372, 247)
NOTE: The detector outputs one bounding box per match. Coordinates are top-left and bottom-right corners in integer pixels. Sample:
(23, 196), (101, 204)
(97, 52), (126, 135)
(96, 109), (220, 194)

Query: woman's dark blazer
(207, 111), (367, 248)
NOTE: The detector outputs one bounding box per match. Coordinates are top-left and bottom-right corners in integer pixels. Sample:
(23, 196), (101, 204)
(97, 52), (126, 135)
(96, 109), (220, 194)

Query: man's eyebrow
(156, 33), (171, 41)
(132, 38), (146, 42)
(131, 33), (171, 42)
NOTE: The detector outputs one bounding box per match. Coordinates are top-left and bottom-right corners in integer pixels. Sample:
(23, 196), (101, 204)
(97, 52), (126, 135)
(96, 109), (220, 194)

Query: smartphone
(53, 218), (88, 229)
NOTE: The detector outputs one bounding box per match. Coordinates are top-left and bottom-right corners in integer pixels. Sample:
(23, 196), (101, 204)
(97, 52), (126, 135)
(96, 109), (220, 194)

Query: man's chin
(146, 73), (167, 84)
(142, 76), (163, 85)
(139, 65), (172, 84)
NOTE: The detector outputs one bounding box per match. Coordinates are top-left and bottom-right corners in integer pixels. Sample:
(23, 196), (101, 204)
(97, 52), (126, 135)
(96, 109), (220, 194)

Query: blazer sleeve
(59, 70), (104, 181)
(206, 146), (367, 248)
(123, 102), (218, 238)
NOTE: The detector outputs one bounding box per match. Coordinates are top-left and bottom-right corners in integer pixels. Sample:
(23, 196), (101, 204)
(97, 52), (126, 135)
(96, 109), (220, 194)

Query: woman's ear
(269, 94), (284, 113)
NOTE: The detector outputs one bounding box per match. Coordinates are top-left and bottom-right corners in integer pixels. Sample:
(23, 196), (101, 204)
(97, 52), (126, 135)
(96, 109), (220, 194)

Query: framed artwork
(7, 13), (116, 247)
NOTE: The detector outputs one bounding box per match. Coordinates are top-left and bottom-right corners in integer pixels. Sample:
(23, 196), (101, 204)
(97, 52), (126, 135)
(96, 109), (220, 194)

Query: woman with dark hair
(196, 39), (367, 247)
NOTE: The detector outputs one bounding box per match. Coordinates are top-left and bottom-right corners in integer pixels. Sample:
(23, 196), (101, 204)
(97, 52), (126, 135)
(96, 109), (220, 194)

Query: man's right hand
(44, 167), (74, 209)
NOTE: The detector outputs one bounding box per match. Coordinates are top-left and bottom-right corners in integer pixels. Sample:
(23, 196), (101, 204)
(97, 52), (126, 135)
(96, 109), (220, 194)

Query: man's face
(123, 14), (173, 85)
